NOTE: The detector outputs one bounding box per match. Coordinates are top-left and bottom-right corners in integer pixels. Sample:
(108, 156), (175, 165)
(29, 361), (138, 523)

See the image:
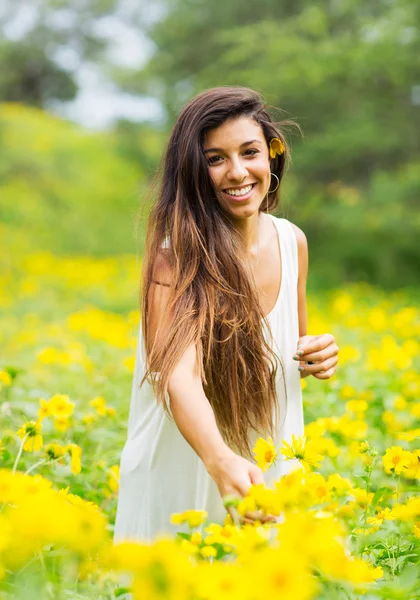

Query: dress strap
(274, 217), (299, 289)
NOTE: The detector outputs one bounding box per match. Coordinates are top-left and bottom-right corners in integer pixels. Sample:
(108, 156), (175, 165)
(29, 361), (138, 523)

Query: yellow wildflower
(358, 441), (370, 454)
(346, 399), (368, 414)
(252, 436), (277, 472)
(340, 384), (356, 399)
(269, 137), (285, 159)
(16, 421), (43, 452)
(53, 416), (71, 432)
(171, 509), (208, 528)
(393, 395), (407, 411)
(48, 394), (74, 418)
(0, 370), (12, 389)
(343, 559), (383, 585)
(366, 507), (395, 526)
(326, 473), (353, 496)
(350, 487), (374, 509)
(402, 449), (420, 479)
(66, 443), (82, 475)
(81, 414), (97, 426)
(37, 398), (50, 421)
(397, 428), (420, 442)
(200, 545), (217, 558)
(204, 523), (236, 546)
(106, 465), (120, 494)
(90, 396), (107, 416)
(382, 446), (412, 475)
(279, 434), (324, 471)
(44, 443), (66, 462)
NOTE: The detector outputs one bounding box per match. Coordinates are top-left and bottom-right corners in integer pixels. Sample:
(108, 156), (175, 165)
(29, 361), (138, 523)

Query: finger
(249, 466), (264, 486)
(226, 506), (241, 526)
(296, 334), (335, 358)
(299, 356), (338, 374)
(243, 511), (277, 524)
(295, 344), (339, 363)
(313, 367), (336, 380)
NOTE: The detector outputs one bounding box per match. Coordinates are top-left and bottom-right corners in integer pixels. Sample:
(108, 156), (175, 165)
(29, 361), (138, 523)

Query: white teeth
(225, 184), (253, 196)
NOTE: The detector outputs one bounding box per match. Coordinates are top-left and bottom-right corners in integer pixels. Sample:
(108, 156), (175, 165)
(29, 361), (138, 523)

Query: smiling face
(203, 116), (271, 219)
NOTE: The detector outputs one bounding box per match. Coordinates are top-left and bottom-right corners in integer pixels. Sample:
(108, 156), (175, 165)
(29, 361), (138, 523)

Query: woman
(114, 86), (339, 542)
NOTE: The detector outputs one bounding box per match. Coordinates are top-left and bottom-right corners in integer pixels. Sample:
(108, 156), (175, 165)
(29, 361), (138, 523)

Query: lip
(222, 183), (257, 202)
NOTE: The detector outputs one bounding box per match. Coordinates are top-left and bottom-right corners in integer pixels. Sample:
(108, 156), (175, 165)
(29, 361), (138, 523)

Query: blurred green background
(1, 0), (419, 290)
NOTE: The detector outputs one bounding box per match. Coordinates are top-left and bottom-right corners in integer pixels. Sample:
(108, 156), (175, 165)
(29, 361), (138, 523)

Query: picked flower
(253, 436), (277, 472)
(269, 137), (285, 159)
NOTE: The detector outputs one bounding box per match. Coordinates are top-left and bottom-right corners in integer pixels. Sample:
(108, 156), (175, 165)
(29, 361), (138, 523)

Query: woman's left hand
(293, 334), (339, 380)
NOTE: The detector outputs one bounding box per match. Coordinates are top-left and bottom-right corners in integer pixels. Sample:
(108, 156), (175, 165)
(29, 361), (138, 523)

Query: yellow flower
(366, 507), (395, 526)
(269, 137), (285, 159)
(342, 559), (383, 585)
(358, 441), (370, 454)
(48, 394), (74, 418)
(402, 450), (420, 479)
(81, 414), (97, 426)
(66, 443), (82, 475)
(44, 443), (66, 462)
(37, 398), (50, 421)
(53, 416), (71, 432)
(252, 436), (277, 472)
(393, 395), (407, 411)
(104, 406), (116, 417)
(200, 545), (217, 558)
(16, 421), (43, 452)
(382, 446), (412, 475)
(106, 465), (120, 494)
(171, 509), (208, 528)
(279, 434), (324, 471)
(346, 400), (368, 414)
(90, 396), (107, 416)
(0, 370), (12, 389)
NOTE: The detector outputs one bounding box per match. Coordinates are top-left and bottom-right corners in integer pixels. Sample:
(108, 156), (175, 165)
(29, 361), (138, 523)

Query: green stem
(25, 458), (48, 475)
(12, 432), (29, 474)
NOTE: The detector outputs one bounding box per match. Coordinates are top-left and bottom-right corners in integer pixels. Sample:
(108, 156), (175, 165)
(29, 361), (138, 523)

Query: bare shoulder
(289, 222), (308, 254)
(289, 221), (308, 281)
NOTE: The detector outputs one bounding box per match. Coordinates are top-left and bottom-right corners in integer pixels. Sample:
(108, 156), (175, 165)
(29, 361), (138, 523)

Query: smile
(222, 183), (256, 200)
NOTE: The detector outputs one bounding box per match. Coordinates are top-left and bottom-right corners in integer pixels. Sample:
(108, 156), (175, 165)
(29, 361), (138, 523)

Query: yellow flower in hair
(269, 137), (285, 159)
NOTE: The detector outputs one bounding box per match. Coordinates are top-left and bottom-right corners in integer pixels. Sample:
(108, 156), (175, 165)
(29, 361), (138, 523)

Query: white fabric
(114, 215), (304, 542)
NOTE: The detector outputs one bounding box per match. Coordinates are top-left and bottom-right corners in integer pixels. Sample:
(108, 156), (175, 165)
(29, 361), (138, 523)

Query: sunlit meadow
(0, 244), (419, 599)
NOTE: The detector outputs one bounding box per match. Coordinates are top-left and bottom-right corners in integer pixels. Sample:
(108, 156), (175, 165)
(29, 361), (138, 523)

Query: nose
(226, 156), (248, 182)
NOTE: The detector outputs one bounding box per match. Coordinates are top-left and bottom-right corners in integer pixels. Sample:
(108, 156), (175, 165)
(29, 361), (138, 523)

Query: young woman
(114, 86), (339, 542)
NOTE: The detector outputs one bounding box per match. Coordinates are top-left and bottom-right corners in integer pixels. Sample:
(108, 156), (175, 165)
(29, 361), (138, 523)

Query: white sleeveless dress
(114, 215), (304, 542)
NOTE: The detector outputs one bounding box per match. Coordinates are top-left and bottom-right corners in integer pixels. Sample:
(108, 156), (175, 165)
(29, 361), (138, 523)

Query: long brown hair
(140, 86), (294, 457)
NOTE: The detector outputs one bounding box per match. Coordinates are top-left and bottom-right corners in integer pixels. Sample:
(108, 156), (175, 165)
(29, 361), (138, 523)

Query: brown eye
(207, 155), (222, 165)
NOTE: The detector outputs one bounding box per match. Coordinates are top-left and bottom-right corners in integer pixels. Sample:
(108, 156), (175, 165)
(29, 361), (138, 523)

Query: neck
(232, 211), (263, 257)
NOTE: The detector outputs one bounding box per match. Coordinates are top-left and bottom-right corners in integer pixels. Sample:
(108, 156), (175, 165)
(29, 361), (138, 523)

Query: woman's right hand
(205, 449), (276, 525)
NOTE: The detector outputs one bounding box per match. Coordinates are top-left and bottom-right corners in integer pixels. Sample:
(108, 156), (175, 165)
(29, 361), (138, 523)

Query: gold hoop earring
(268, 172), (280, 194)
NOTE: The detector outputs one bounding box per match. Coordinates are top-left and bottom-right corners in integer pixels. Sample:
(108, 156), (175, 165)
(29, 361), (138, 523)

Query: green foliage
(0, 0), (133, 105)
(0, 103), (146, 255)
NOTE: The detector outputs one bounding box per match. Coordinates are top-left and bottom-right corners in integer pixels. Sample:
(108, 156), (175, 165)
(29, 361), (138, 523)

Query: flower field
(0, 247), (419, 599)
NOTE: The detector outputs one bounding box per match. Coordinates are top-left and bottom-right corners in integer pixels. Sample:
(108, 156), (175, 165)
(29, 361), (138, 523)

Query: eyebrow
(203, 139), (262, 154)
